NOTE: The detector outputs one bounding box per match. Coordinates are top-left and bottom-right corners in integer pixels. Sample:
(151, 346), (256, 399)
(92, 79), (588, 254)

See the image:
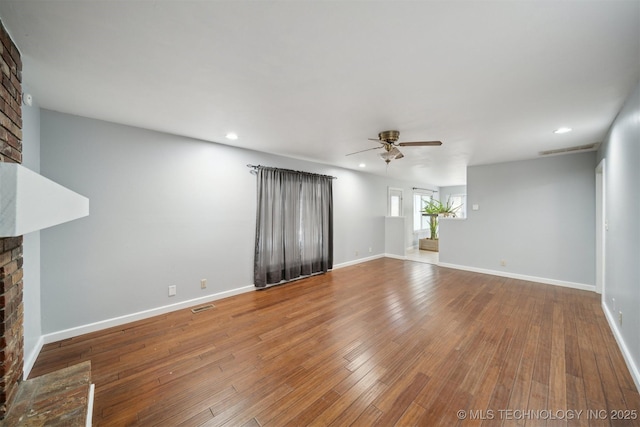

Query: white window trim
(446, 193), (467, 219)
(413, 190), (434, 233)
(388, 187), (403, 217)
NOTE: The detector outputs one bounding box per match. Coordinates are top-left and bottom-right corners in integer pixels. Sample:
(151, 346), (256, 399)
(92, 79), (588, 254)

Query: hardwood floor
(30, 258), (640, 426)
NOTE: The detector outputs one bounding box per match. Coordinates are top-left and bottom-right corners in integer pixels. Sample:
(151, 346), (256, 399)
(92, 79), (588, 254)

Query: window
(413, 192), (432, 232)
(254, 167), (333, 288)
(448, 194), (467, 218)
(388, 188), (403, 217)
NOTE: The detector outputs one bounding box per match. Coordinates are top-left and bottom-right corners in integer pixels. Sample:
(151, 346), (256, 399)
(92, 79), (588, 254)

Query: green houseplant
(424, 198), (460, 236)
(419, 198), (460, 251)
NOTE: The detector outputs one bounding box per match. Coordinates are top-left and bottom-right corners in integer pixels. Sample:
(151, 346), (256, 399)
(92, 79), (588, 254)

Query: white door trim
(595, 159), (606, 295)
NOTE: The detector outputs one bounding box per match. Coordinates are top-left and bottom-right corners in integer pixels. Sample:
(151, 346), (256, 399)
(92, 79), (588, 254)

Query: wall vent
(191, 304), (215, 314)
(539, 143), (600, 156)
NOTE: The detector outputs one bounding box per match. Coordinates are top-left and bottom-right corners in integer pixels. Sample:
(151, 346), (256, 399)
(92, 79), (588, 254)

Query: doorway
(406, 248), (439, 265)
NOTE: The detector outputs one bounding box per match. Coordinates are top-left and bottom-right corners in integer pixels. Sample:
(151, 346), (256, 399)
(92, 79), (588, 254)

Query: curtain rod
(247, 164), (337, 179)
(412, 187), (437, 193)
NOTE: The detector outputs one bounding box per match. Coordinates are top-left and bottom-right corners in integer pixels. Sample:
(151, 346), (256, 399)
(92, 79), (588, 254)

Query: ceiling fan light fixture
(379, 151), (400, 164)
(225, 132), (239, 140)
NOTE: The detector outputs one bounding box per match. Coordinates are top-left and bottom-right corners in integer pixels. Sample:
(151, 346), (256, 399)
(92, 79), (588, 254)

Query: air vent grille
(540, 143), (599, 156)
(191, 304), (215, 314)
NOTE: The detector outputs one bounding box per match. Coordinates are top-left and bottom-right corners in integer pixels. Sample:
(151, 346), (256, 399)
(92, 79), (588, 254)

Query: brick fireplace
(0, 19), (23, 417)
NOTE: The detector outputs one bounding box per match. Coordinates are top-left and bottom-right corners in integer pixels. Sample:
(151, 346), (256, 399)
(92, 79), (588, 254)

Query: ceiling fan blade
(345, 146), (383, 156)
(398, 141), (443, 147)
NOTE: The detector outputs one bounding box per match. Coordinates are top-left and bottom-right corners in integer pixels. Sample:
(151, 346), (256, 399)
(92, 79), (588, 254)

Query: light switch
(472, 204), (479, 211)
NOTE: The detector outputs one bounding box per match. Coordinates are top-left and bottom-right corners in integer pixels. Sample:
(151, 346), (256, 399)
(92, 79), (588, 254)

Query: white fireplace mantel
(0, 163), (89, 237)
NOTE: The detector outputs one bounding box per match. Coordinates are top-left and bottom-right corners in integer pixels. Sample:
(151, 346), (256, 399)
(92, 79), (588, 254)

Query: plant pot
(419, 238), (439, 252)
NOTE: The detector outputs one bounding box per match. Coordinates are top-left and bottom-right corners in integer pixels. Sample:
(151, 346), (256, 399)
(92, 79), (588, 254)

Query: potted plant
(419, 198), (460, 251)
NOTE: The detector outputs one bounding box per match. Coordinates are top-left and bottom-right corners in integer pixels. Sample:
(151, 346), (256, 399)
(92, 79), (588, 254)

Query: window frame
(413, 191), (433, 233)
(388, 187), (404, 217)
(447, 194), (467, 219)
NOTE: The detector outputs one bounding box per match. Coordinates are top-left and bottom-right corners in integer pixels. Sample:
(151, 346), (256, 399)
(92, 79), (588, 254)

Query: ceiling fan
(346, 130), (442, 164)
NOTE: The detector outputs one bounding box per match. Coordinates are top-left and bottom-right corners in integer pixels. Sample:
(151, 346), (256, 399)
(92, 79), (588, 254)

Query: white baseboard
(333, 254), (384, 269)
(38, 255), (388, 350)
(32, 259), (603, 382)
(437, 262), (595, 292)
(23, 335), (45, 379)
(602, 301), (640, 392)
(41, 285), (255, 345)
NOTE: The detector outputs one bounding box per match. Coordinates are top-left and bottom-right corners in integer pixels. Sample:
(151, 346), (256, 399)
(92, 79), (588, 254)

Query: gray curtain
(254, 167), (333, 288)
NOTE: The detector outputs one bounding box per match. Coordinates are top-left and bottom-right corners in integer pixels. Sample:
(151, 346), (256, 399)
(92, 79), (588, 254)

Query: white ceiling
(0, 1), (638, 186)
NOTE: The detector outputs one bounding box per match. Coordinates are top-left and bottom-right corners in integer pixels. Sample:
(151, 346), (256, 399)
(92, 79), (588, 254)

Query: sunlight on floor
(405, 247), (439, 265)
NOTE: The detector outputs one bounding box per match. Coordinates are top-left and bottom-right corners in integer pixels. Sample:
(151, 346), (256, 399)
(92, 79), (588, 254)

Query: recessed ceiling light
(553, 127), (572, 134)
(359, 163), (366, 168)
(225, 132), (238, 140)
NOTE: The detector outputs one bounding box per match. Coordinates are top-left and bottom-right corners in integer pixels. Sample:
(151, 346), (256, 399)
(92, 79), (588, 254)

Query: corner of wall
(20, 87), (42, 380)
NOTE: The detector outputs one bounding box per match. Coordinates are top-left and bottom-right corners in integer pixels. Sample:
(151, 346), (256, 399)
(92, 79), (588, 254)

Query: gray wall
(39, 110), (433, 334)
(439, 152), (596, 287)
(598, 80), (639, 386)
(385, 217), (405, 256)
(21, 89), (42, 373)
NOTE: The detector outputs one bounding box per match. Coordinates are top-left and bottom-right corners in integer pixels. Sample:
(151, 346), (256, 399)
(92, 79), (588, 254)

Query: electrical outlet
(168, 285), (176, 297)
(612, 297), (616, 310)
(500, 260), (506, 267)
(619, 311), (623, 326)
(369, 247), (372, 253)
(355, 250), (359, 256)
(201, 279), (207, 289)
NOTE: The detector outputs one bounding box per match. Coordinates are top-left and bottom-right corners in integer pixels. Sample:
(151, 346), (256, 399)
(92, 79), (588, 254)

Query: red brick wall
(0, 20), (23, 417)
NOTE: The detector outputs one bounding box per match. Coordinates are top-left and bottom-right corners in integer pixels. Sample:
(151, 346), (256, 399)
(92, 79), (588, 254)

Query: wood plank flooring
(30, 258), (640, 426)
